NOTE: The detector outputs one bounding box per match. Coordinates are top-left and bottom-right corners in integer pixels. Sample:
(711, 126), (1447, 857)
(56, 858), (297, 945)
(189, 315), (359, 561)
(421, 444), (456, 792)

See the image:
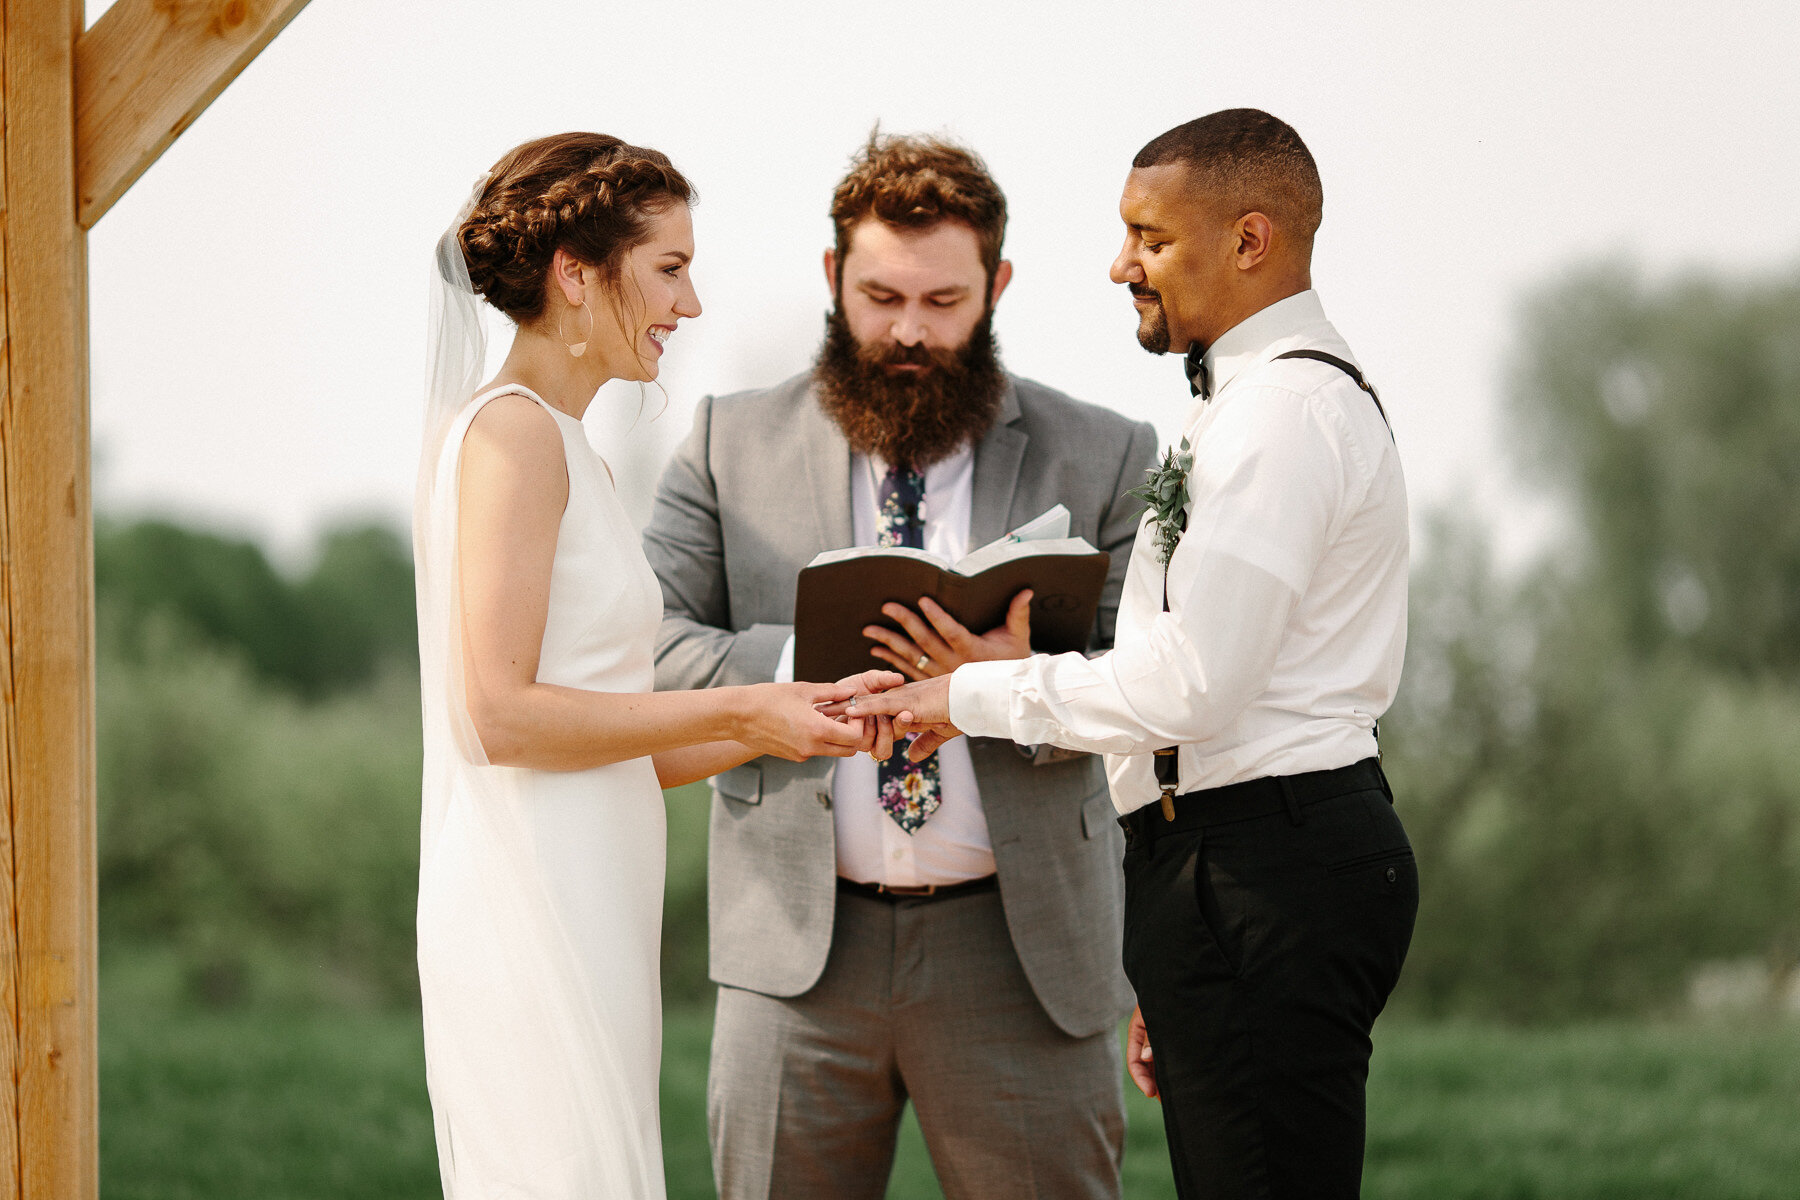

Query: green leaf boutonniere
(1129, 437), (1194, 566)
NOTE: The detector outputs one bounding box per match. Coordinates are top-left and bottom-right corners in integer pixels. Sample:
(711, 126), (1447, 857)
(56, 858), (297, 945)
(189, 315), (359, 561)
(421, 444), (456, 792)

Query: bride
(414, 132), (888, 1199)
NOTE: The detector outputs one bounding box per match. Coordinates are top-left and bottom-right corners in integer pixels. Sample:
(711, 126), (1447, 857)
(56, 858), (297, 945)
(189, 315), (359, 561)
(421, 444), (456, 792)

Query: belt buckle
(878, 882), (936, 898)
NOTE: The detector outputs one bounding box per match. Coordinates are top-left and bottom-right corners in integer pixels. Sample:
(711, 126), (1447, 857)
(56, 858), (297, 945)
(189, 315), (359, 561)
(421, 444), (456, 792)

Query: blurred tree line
(1384, 262), (1800, 1019)
(97, 261), (1800, 1020)
(97, 521), (425, 1006)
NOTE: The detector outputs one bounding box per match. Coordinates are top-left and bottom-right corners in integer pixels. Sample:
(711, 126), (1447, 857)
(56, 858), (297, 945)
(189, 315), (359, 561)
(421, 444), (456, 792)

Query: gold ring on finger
(916, 654), (931, 671)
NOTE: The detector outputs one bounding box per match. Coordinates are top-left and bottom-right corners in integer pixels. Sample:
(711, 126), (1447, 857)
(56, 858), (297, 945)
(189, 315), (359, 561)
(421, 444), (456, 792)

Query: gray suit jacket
(644, 371), (1156, 1038)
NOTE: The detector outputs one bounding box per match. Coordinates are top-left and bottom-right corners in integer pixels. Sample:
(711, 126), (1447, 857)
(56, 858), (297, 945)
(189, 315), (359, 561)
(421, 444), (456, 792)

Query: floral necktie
(874, 464), (942, 834)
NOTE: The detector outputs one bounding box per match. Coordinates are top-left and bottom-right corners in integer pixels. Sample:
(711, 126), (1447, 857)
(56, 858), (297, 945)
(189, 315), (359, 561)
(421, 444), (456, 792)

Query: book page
(802, 544), (952, 570)
(952, 535), (1098, 579)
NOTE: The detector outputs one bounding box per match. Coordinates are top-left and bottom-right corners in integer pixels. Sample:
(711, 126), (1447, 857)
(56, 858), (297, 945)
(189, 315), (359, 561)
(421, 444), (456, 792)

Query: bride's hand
(734, 682), (871, 762)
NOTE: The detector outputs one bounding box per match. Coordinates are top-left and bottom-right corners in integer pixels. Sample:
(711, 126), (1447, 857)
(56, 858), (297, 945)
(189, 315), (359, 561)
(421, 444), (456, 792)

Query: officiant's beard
(813, 305), (1007, 471)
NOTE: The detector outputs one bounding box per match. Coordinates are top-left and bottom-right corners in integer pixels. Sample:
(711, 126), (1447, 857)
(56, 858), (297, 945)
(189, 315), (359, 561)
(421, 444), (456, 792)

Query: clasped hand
(816, 589), (1032, 759)
(801, 589), (1032, 761)
(818, 671), (963, 762)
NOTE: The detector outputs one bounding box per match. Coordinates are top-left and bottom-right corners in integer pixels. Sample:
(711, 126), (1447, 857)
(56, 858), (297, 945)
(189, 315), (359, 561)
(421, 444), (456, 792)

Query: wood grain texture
(2, 0), (99, 1196)
(74, 0), (311, 228)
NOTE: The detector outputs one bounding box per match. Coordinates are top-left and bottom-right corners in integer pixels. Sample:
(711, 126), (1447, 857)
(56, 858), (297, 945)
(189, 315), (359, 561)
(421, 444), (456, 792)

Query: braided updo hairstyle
(458, 133), (695, 325)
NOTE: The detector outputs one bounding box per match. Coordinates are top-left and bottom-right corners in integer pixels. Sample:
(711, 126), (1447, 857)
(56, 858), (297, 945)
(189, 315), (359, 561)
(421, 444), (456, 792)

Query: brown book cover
(792, 537), (1110, 683)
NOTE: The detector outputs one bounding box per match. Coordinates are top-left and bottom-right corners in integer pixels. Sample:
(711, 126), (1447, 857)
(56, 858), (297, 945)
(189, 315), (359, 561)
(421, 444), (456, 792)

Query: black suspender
(1273, 349), (1392, 437)
(1160, 350), (1391, 618)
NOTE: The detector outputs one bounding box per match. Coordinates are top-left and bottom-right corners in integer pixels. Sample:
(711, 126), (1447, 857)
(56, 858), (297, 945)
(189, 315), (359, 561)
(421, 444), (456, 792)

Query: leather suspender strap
(1274, 349), (1392, 438)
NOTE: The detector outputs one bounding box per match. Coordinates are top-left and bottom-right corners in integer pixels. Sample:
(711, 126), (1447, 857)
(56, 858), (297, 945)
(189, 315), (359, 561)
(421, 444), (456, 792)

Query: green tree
(96, 517), (417, 697)
(97, 518), (318, 691)
(1386, 263), (1800, 1020)
(1510, 263), (1800, 673)
(295, 522), (419, 690)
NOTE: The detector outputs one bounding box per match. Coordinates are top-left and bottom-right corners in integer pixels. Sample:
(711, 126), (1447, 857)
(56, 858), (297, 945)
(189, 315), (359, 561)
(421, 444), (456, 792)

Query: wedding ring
(916, 654), (931, 671)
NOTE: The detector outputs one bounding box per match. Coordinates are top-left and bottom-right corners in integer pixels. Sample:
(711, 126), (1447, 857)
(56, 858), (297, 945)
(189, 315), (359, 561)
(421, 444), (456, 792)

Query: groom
(643, 132), (1156, 1200)
(849, 110), (1419, 1200)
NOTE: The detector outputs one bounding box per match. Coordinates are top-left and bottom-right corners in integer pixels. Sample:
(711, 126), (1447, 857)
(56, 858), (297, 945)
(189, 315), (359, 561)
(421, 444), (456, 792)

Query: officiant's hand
(1126, 1005), (1159, 1100)
(836, 676), (962, 762)
(864, 589), (1033, 682)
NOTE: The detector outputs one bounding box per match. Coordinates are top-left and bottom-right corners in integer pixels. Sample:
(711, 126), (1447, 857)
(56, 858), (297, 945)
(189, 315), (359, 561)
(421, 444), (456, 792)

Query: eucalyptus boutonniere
(1129, 437), (1194, 566)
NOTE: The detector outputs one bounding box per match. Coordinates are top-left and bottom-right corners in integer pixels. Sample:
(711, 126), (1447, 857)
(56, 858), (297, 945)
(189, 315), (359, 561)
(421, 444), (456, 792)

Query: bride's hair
(458, 132), (695, 325)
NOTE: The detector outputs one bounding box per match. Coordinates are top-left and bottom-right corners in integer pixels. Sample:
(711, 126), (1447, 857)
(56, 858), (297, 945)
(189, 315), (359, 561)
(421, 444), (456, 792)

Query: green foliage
(100, 983), (1800, 1200)
(295, 523), (421, 692)
(1509, 262), (1800, 673)
(1387, 515), (1800, 1018)
(1385, 262), (1800, 1020)
(661, 784), (714, 1004)
(97, 517), (416, 698)
(98, 611), (424, 1008)
(94, 521), (717, 1009)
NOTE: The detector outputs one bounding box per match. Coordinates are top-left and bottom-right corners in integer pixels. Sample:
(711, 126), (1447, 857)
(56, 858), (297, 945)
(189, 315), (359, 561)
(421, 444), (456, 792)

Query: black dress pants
(1120, 759), (1417, 1200)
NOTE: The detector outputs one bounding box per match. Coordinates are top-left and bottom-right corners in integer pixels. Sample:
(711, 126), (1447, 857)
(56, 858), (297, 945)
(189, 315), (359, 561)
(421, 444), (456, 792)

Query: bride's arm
(652, 741), (758, 789)
(458, 396), (866, 771)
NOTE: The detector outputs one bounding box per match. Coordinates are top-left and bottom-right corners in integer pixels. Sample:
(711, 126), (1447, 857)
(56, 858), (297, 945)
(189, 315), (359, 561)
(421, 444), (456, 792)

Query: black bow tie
(1184, 343), (1210, 400)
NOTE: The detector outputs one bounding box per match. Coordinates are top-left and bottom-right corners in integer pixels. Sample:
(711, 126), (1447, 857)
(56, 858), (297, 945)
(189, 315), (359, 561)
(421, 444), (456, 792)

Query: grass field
(99, 994), (1800, 1200)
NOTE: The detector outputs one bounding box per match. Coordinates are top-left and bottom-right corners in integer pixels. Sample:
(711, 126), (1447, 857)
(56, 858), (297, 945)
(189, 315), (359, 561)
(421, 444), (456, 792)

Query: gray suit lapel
(799, 381), (855, 554)
(969, 378), (1026, 546)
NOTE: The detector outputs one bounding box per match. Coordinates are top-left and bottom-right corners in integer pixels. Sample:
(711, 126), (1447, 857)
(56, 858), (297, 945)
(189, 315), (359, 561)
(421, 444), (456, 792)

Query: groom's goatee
(813, 306), (1007, 471)
(1129, 283), (1172, 354)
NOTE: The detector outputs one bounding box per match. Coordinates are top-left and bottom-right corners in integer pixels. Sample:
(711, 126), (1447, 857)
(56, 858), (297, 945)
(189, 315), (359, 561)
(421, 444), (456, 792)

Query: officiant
(642, 131), (1157, 1200)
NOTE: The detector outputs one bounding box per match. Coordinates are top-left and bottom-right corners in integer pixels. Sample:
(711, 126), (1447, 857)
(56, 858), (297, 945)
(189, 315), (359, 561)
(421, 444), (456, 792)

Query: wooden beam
(74, 0), (310, 228)
(2, 0), (99, 1193)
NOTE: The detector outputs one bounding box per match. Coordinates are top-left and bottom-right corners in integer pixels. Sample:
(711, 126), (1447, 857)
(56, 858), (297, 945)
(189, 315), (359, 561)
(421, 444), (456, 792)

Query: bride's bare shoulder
(463, 393), (562, 463)
(459, 394), (568, 510)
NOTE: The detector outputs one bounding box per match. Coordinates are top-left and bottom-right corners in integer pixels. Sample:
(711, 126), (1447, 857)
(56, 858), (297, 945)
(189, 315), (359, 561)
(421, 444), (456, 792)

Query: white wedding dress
(415, 383), (668, 1199)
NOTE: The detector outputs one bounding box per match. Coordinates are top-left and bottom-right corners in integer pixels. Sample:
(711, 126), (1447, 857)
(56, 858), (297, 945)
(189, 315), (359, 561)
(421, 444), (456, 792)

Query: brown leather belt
(836, 874), (998, 903)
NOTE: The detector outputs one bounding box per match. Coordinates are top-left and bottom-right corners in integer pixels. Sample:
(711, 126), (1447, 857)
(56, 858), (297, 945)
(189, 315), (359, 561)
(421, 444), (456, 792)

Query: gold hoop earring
(558, 300), (594, 358)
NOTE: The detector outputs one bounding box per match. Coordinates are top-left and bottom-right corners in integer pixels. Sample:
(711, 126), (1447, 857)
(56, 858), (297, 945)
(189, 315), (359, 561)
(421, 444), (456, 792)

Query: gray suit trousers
(709, 885), (1125, 1200)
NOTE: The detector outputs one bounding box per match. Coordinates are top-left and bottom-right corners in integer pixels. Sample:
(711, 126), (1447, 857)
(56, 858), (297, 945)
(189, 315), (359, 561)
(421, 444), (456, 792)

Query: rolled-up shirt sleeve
(950, 387), (1357, 756)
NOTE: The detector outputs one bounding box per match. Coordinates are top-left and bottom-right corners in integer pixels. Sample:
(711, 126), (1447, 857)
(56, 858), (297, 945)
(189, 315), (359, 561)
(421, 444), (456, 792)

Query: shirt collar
(1197, 289), (1331, 399)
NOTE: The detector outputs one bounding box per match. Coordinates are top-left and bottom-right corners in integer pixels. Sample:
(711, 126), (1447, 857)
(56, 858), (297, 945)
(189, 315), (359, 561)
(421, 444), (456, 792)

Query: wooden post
(0, 1), (312, 1191)
(1, 0), (98, 1196)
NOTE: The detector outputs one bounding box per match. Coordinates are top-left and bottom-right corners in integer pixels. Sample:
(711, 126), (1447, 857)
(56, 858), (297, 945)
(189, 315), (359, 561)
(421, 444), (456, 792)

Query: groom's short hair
(1135, 109), (1324, 254)
(830, 130), (1008, 290)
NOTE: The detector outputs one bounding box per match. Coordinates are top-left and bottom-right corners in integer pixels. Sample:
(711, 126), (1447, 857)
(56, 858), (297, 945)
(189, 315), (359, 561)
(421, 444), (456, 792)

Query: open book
(792, 505), (1110, 683)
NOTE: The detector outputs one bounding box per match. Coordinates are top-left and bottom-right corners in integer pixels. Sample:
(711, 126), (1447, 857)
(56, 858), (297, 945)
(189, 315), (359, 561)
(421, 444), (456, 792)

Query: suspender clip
(1153, 747), (1179, 822)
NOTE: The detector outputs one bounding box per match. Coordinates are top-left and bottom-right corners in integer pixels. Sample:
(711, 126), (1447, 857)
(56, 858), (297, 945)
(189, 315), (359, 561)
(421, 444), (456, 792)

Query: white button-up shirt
(776, 445), (998, 886)
(951, 290), (1409, 815)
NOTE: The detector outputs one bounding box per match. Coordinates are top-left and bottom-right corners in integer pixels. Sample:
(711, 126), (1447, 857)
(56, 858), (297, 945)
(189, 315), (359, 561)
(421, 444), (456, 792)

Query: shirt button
(892, 849), (904, 861)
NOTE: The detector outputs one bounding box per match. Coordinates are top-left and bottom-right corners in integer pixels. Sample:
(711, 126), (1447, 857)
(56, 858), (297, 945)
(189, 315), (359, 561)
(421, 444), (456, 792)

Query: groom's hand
(830, 670), (905, 761)
(863, 589), (1033, 681)
(1126, 1005), (1159, 1100)
(840, 676), (961, 761)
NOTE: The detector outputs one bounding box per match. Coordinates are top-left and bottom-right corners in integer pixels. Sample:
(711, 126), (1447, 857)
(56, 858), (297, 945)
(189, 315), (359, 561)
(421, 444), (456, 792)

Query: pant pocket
(1191, 846), (1248, 979)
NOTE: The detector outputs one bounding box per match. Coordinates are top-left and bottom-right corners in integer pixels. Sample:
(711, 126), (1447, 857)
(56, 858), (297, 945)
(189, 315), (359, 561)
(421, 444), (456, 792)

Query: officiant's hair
(830, 129), (1008, 293)
(459, 132), (695, 324)
(1133, 109), (1323, 253)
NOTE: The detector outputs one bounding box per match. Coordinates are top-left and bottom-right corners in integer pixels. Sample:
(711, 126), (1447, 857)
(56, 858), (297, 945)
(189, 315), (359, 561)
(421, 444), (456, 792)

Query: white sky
(85, 0), (1800, 568)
